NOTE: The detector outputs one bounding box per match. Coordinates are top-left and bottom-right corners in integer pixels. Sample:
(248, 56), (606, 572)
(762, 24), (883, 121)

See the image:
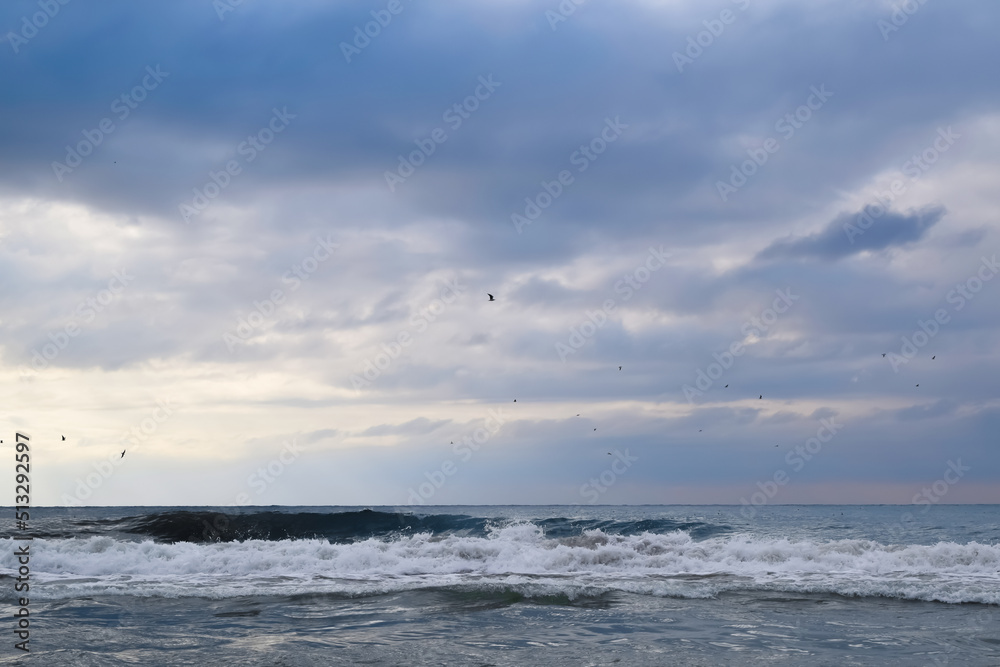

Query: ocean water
(0, 505), (997, 666)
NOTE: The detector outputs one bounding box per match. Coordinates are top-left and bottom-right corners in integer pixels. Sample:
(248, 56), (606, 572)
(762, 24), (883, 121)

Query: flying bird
(882, 353), (886, 358)
(931, 356), (936, 360)
(593, 428), (597, 431)
(487, 293), (495, 301)
(759, 395), (763, 400)
(61, 435), (66, 441)
(618, 366), (622, 371)
(724, 385), (728, 388)
(121, 450), (126, 458)
(916, 384), (919, 387)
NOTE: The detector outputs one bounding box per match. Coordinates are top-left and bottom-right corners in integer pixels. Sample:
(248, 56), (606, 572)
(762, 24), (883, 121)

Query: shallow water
(1, 505), (997, 665)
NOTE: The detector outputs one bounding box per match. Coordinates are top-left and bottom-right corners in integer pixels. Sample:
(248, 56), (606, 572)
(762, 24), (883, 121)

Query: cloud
(896, 399), (959, 422)
(756, 206), (945, 262)
(360, 418), (450, 437)
(2, 0), (999, 504)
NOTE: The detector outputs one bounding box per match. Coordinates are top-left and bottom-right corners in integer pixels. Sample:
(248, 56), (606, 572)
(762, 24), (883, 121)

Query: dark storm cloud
(0, 0), (997, 241)
(756, 206), (945, 261)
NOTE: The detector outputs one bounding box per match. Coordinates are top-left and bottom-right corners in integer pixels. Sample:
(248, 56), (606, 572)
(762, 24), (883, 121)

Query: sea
(0, 504), (997, 666)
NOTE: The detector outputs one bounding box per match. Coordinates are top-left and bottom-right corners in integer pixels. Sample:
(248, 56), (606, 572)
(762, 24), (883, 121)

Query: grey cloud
(360, 418), (450, 437)
(756, 206), (945, 262)
(896, 399), (959, 422)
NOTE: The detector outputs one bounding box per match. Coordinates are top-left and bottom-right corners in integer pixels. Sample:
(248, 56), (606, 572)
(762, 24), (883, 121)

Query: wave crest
(2, 524), (997, 604)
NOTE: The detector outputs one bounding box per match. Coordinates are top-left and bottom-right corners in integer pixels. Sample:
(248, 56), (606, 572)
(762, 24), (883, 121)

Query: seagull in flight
(121, 450), (126, 458)
(487, 293), (495, 301)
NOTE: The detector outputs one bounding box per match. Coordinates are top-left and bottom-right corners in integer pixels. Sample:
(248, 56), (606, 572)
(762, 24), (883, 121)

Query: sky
(1, 0), (998, 508)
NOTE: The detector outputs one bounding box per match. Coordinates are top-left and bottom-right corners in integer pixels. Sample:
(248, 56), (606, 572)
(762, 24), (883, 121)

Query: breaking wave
(3, 521), (998, 604)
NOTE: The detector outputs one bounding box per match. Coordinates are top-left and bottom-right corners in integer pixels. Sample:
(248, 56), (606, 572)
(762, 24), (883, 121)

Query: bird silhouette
(513, 399), (516, 402)
(916, 384), (919, 387)
(724, 384), (728, 388)
(759, 395), (763, 400)
(61, 435), (65, 441)
(931, 356), (936, 360)
(121, 450), (126, 458)
(882, 353), (886, 358)
(593, 428), (597, 431)
(487, 293), (495, 301)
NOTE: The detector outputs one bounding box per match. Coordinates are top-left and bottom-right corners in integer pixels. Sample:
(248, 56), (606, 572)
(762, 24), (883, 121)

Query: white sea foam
(3, 524), (998, 603)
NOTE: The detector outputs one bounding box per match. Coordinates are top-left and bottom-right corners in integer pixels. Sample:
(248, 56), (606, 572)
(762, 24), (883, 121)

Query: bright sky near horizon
(1, 0), (998, 507)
